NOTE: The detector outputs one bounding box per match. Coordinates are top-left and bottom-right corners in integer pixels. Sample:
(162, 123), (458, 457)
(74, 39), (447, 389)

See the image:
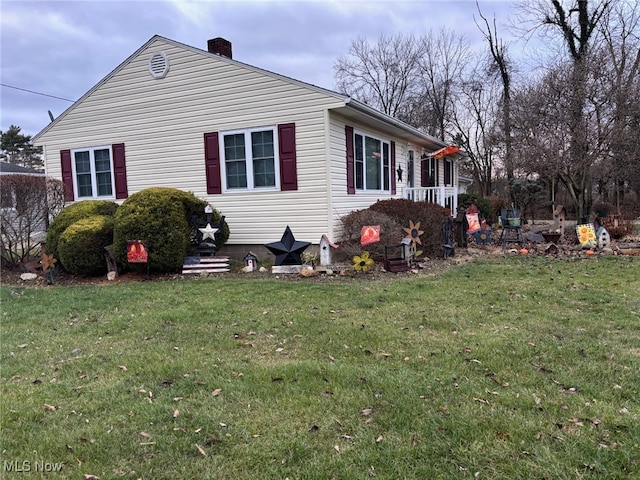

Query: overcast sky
(1, 0), (524, 138)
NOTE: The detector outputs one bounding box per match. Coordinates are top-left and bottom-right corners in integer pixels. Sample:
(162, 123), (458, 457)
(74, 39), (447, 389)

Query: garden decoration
(442, 217), (456, 259)
(403, 220), (424, 246)
(265, 225), (311, 266)
(41, 253), (58, 284)
(353, 251), (374, 272)
(361, 225), (381, 246)
(471, 221), (492, 245)
(319, 234), (339, 266)
(596, 226), (611, 249)
(576, 224), (597, 248)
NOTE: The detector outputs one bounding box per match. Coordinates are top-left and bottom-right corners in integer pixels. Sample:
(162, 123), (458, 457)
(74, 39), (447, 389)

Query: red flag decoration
(430, 145), (461, 160)
(361, 225), (381, 246)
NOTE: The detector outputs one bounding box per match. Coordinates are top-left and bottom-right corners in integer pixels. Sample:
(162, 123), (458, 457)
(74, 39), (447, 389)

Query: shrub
(45, 200), (119, 260)
(0, 175), (65, 267)
(368, 199), (449, 258)
(337, 199), (449, 261)
(58, 215), (115, 276)
(336, 210), (402, 262)
(113, 188), (227, 273)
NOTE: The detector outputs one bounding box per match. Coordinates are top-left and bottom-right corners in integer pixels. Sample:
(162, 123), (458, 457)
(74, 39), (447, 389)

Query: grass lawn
(1, 256), (639, 479)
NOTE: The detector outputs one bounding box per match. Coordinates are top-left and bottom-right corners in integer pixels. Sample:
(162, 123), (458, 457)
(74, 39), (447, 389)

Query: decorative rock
(107, 271), (117, 281)
(20, 273), (38, 281)
(300, 269), (319, 277)
(259, 266), (268, 273)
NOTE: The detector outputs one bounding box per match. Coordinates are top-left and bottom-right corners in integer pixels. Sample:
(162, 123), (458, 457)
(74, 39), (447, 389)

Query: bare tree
(404, 29), (470, 141)
(451, 73), (501, 197)
(516, 0), (613, 219)
(334, 34), (423, 117)
(475, 4), (515, 202)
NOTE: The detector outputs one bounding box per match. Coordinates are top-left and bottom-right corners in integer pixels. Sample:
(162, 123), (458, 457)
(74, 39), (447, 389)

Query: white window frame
(70, 145), (116, 200)
(353, 130), (391, 193)
(219, 126), (280, 192)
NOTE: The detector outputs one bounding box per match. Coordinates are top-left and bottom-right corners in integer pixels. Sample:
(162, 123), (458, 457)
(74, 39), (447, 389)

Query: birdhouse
(553, 205), (566, 239)
(319, 235), (339, 266)
(596, 227), (610, 249)
(243, 252), (258, 272)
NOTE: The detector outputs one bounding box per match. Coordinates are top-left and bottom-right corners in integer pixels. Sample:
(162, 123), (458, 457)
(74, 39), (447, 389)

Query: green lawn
(1, 256), (639, 479)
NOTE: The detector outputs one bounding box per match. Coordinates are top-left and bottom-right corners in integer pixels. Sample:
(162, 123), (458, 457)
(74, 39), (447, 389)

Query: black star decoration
(265, 226), (311, 266)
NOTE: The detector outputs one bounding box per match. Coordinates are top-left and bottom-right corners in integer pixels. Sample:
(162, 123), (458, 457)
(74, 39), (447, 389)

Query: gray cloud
(1, 0), (517, 137)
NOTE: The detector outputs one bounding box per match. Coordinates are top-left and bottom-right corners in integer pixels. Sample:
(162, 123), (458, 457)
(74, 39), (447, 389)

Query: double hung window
(72, 146), (114, 198)
(353, 132), (391, 192)
(222, 127), (278, 191)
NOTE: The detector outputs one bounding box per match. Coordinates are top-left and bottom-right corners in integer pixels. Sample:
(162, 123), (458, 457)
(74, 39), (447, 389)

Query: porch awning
(427, 145), (461, 159)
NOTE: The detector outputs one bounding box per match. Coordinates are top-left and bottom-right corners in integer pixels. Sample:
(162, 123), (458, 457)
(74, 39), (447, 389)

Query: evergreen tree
(0, 125), (43, 170)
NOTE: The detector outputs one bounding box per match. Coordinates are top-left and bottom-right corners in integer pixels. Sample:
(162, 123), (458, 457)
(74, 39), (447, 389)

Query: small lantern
(244, 252), (258, 272)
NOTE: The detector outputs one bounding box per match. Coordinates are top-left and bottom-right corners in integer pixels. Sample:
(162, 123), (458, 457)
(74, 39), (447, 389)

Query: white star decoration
(199, 223), (218, 242)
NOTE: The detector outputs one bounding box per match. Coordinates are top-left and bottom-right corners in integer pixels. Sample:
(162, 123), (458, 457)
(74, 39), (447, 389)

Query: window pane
(252, 131), (275, 187)
(77, 174), (93, 197)
(365, 136), (381, 190)
(74, 151), (92, 197)
(94, 149), (113, 196)
(355, 134), (364, 190)
(226, 160), (247, 189)
(224, 134), (247, 189)
(224, 134), (246, 161)
(75, 151), (91, 173)
(96, 172), (113, 196)
(383, 142), (389, 191)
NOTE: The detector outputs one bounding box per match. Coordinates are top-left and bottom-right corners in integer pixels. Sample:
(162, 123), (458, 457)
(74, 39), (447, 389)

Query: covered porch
(404, 186), (459, 214)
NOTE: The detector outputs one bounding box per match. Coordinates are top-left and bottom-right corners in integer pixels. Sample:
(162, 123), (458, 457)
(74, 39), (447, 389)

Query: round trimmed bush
(58, 215), (115, 276)
(113, 188), (227, 273)
(46, 200), (118, 259)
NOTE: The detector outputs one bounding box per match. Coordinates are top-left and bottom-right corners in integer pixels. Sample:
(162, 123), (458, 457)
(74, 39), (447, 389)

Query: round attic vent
(148, 52), (169, 79)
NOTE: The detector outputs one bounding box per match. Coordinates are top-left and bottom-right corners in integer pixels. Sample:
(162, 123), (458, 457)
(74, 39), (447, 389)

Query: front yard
(1, 256), (638, 479)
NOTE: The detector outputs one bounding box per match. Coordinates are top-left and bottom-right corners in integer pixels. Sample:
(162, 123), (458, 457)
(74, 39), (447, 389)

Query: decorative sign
(127, 240), (149, 263)
(466, 213), (481, 234)
(361, 225), (381, 246)
(576, 224), (596, 248)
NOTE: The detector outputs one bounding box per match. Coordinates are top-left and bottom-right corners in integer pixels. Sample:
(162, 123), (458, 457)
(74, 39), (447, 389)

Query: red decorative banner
(361, 225), (381, 246)
(127, 240), (148, 263)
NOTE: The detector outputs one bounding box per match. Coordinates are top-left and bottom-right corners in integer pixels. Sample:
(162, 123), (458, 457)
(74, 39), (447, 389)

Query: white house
(33, 35), (464, 254)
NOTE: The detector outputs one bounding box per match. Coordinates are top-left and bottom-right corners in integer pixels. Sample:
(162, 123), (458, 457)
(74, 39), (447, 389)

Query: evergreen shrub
(45, 200), (119, 260)
(113, 188), (227, 273)
(58, 215), (115, 276)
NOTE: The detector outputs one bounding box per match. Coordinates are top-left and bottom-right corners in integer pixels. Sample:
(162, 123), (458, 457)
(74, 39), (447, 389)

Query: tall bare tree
(405, 29), (470, 141)
(516, 0), (613, 219)
(334, 34), (423, 117)
(475, 4), (515, 202)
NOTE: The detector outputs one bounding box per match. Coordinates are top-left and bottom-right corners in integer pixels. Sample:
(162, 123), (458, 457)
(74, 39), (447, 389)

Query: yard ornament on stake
(403, 220), (423, 246)
(361, 225), (381, 246)
(576, 224), (596, 248)
(353, 251), (374, 272)
(265, 226), (311, 266)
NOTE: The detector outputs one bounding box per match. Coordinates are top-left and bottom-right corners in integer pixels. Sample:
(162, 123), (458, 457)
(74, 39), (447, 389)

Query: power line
(0, 83), (75, 102)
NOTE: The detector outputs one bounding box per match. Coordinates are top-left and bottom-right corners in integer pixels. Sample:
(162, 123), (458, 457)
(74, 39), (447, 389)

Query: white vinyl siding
(36, 37), (345, 245)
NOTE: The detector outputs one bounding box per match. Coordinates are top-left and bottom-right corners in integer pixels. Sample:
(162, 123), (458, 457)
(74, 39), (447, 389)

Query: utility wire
(1, 83), (75, 102)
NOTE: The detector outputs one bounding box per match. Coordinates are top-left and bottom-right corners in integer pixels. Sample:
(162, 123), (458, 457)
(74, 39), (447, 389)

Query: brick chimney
(207, 37), (232, 59)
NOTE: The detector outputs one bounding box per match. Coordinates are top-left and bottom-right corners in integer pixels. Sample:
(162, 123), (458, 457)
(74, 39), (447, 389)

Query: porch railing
(404, 186), (458, 215)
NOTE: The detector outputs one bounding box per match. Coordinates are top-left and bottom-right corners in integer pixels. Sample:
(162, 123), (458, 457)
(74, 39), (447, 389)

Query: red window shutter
(204, 132), (222, 194)
(345, 125), (355, 194)
(112, 143), (128, 199)
(278, 123), (297, 191)
(390, 141), (396, 195)
(60, 149), (74, 201)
